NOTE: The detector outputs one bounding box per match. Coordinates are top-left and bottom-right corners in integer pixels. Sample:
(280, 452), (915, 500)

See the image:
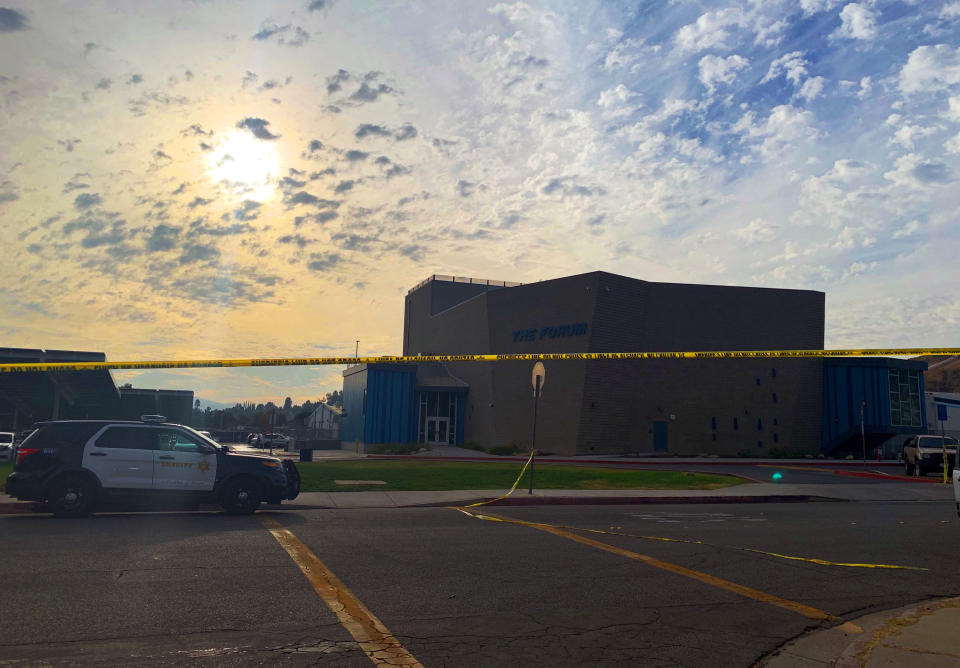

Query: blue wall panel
(822, 359), (926, 450)
(362, 366), (416, 444)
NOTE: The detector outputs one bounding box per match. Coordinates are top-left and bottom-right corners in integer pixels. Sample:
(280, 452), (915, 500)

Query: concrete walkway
(273, 482), (955, 510)
(763, 596), (960, 667)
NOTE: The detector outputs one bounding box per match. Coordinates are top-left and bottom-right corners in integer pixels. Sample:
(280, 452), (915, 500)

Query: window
(757, 418), (762, 431)
(773, 432), (779, 443)
(733, 417), (739, 430)
(772, 392), (777, 403)
(889, 368), (922, 427)
(155, 429), (208, 453)
(771, 368), (776, 378)
(94, 427), (156, 450)
(758, 440), (763, 448)
(755, 378), (760, 386)
(711, 417), (717, 430)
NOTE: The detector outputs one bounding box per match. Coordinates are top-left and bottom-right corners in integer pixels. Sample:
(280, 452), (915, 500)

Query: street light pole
(355, 340), (359, 359)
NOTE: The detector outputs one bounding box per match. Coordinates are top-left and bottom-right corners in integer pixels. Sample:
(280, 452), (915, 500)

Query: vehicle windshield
(181, 425), (227, 451)
(0, 434), (12, 444)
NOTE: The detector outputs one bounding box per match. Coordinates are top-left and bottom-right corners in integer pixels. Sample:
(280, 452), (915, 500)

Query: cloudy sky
(1, 0), (958, 403)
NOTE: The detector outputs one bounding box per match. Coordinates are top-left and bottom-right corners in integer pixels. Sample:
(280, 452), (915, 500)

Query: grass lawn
(0, 462), (11, 492)
(296, 460), (746, 493)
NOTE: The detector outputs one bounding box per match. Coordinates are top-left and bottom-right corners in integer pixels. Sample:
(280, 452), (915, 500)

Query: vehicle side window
(155, 429), (208, 453)
(94, 427), (155, 450)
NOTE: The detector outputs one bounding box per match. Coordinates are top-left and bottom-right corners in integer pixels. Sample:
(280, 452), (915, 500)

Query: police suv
(5, 416), (300, 517)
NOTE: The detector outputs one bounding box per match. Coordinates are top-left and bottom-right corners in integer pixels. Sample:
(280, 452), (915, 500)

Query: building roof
(415, 363), (469, 391)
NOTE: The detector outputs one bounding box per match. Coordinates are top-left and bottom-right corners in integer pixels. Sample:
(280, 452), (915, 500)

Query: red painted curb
(367, 455), (902, 467)
(830, 469), (945, 483)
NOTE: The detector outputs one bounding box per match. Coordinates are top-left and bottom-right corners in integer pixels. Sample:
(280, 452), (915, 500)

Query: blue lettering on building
(512, 322), (588, 343)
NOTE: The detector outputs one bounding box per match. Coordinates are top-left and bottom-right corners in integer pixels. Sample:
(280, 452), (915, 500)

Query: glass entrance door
(426, 418), (449, 445)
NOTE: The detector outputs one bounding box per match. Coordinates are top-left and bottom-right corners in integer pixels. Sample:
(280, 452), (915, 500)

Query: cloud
(334, 180), (355, 193)
(73, 192), (102, 209)
(540, 177), (604, 197)
(308, 0), (333, 10)
(457, 179), (474, 197)
(179, 243), (220, 265)
(349, 81), (394, 103)
(674, 8), (744, 53)
(236, 117), (280, 140)
(762, 51), (808, 87)
(0, 181), (19, 205)
(733, 218), (778, 244)
(835, 3), (877, 41)
(294, 210), (339, 226)
(58, 138), (81, 152)
(0, 7), (28, 32)
(285, 190), (320, 206)
(277, 234), (313, 248)
(306, 252), (343, 272)
(354, 123), (391, 139)
(127, 74), (142, 85)
(892, 220), (920, 238)
(698, 54), (749, 92)
(900, 45), (960, 94)
(188, 196), (212, 208)
(232, 200), (262, 220)
(913, 162), (952, 184)
(95, 78), (111, 90)
(251, 22), (310, 47)
(345, 149), (368, 161)
(326, 69), (350, 93)
(797, 76), (826, 102)
(394, 124), (417, 141)
(146, 224), (181, 251)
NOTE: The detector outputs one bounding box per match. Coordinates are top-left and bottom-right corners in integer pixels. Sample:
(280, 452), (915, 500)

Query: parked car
(5, 417), (300, 517)
(262, 433), (291, 449)
(247, 433), (264, 447)
(198, 430), (218, 443)
(903, 435), (958, 477)
(0, 431), (13, 461)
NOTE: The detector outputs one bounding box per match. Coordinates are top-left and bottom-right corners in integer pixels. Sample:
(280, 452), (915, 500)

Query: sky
(1, 0), (959, 404)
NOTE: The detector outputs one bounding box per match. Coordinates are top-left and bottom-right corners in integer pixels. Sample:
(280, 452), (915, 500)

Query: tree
(324, 390), (343, 408)
(283, 396), (293, 411)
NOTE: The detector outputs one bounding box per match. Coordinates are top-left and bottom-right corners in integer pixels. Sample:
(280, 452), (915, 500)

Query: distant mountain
(195, 397), (236, 410)
(913, 355), (960, 393)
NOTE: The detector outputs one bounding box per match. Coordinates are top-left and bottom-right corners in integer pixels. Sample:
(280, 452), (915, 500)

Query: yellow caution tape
(453, 506), (927, 571)
(462, 450), (535, 508)
(1, 348), (957, 373)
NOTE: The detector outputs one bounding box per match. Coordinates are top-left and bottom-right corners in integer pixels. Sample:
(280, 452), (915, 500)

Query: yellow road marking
(258, 515), (422, 667)
(454, 508), (837, 622)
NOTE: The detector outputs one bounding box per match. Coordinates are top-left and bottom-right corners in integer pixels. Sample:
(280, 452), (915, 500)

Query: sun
(205, 131), (280, 200)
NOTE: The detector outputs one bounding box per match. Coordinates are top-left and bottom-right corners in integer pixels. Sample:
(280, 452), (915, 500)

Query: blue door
(653, 421), (668, 452)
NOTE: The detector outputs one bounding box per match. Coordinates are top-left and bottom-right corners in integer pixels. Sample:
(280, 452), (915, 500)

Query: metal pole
(942, 414), (949, 484)
(860, 400), (866, 466)
(529, 375), (540, 494)
(355, 341), (359, 358)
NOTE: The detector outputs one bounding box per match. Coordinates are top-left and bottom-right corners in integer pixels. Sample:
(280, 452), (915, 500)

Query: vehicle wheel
(905, 461), (915, 476)
(47, 475), (96, 518)
(219, 477), (262, 515)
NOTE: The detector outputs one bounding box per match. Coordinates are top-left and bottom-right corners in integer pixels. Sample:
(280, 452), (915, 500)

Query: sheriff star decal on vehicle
(198, 460), (210, 473)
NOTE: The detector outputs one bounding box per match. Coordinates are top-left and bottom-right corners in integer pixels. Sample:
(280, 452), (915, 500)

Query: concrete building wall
(403, 272), (826, 455)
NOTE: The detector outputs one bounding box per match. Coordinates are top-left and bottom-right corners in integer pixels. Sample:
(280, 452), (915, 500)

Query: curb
(368, 454), (902, 467)
(0, 502), (42, 515)
(830, 469), (946, 483)
(482, 494), (846, 507)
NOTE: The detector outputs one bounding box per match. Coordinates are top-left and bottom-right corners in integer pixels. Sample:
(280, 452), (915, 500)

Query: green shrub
(486, 443), (525, 456)
(367, 443), (426, 455)
(459, 441), (486, 452)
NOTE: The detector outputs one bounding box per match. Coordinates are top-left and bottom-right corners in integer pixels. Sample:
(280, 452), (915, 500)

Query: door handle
(158, 455), (174, 460)
(89, 452), (107, 457)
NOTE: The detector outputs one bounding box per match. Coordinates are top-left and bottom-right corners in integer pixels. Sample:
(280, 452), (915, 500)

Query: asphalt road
(1, 498), (959, 667)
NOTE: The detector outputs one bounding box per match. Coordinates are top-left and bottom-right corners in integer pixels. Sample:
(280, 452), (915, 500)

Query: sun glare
(205, 131), (280, 200)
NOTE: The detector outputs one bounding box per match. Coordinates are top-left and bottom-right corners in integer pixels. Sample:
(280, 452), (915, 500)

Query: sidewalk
(272, 482), (954, 510)
(762, 596), (960, 667)
(1, 482), (953, 515)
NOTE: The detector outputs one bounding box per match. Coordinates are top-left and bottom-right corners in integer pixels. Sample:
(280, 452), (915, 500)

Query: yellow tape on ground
(462, 450), (535, 508)
(452, 507), (926, 571)
(1, 348), (958, 372)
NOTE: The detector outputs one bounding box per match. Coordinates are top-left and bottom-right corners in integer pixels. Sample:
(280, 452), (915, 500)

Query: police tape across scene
(0, 348), (959, 373)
